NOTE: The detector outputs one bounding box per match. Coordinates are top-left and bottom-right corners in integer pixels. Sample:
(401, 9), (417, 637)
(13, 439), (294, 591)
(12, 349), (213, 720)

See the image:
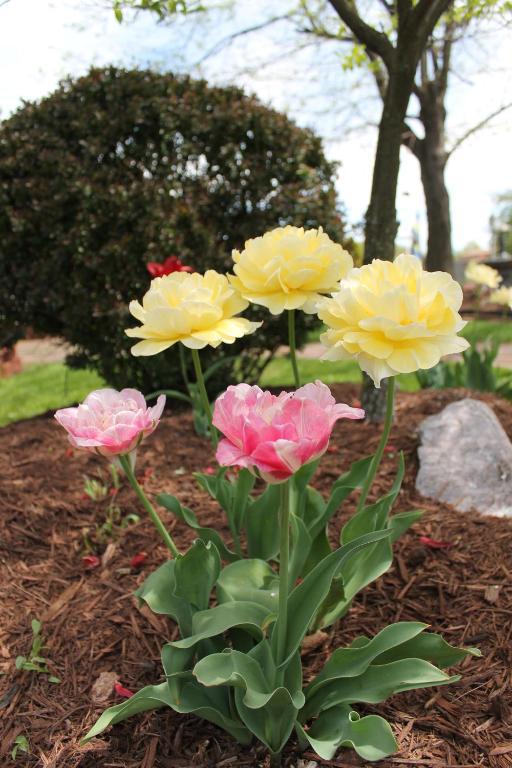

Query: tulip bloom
(213, 381), (364, 483)
(319, 253), (470, 386)
(55, 388), (165, 457)
(229, 226), (353, 315)
(126, 270), (261, 356)
(146, 256), (193, 278)
(465, 260), (502, 289)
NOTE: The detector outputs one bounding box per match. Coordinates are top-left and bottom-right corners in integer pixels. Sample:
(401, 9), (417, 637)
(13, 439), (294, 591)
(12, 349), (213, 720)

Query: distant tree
(298, 1), (512, 274)
(492, 191), (512, 255)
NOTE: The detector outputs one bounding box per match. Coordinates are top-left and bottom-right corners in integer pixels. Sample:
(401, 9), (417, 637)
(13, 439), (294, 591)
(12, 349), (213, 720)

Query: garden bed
(1, 385), (511, 768)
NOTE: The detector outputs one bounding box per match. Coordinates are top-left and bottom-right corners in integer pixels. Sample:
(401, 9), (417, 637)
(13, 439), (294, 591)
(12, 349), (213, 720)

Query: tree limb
(327, 0), (395, 69)
(447, 102), (512, 159)
(409, 0), (454, 48)
(194, 13), (291, 64)
(402, 120), (423, 158)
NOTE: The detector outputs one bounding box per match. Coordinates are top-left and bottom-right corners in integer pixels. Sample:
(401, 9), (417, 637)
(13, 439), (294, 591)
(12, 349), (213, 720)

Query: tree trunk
(362, 66), (415, 421)
(364, 68), (415, 265)
(418, 89), (454, 274)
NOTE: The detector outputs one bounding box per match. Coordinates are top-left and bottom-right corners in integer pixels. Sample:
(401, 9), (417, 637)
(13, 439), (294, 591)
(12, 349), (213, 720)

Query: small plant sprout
(15, 619), (60, 684)
(83, 476), (108, 501)
(11, 735), (29, 760)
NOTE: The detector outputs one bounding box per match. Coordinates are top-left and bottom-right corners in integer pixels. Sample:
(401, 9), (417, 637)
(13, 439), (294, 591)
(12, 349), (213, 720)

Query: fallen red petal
(418, 536), (452, 549)
(83, 555), (101, 569)
(204, 466), (216, 475)
(130, 552), (148, 569)
(114, 682), (134, 698)
(384, 445), (397, 453)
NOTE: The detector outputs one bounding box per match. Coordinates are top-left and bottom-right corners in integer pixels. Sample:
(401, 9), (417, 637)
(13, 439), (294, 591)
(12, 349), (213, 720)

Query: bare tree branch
(194, 13), (291, 65)
(447, 102), (512, 159)
(327, 0), (395, 69)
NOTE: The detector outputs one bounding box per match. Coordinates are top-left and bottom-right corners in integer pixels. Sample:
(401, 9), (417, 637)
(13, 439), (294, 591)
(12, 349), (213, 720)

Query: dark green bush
(0, 66), (348, 393)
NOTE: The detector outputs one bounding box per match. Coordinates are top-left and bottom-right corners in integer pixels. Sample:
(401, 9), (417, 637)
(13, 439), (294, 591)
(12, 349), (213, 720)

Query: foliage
(11, 736), (30, 761)
(15, 619), (60, 684)
(416, 340), (512, 399)
(52, 225), (479, 762)
(494, 190), (512, 254)
(0, 66), (346, 394)
(82, 538), (478, 761)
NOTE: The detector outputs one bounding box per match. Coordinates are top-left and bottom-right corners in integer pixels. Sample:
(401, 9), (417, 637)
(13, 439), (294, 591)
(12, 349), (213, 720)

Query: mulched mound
(1, 386), (511, 768)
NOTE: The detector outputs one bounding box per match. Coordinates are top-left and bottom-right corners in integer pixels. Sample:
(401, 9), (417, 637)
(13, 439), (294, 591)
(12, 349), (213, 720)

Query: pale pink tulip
(55, 389), (165, 457)
(213, 380), (364, 483)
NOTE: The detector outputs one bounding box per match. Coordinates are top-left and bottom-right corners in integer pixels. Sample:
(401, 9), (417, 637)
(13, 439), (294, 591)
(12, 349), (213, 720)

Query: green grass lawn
(261, 357), (419, 391)
(460, 318), (512, 346)
(306, 318), (512, 347)
(1, 317), (510, 428)
(0, 363), (105, 428)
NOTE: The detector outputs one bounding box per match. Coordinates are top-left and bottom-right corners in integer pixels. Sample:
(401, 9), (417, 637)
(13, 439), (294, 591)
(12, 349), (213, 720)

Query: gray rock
(416, 398), (512, 517)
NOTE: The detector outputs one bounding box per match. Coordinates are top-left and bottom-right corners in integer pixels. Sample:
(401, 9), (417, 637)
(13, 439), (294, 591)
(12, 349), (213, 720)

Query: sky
(1, 0), (511, 252)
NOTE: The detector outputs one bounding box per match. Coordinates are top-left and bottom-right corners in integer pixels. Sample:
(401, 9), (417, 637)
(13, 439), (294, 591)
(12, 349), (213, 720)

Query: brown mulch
(1, 385), (511, 768)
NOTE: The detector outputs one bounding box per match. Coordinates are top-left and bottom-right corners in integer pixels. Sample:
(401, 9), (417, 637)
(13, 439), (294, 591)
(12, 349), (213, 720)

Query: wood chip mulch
(1, 385), (511, 768)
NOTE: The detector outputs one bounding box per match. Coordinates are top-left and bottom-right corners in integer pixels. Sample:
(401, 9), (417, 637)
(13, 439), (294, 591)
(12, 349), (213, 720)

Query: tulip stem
(119, 454), (180, 558)
(191, 349), (218, 448)
(288, 310), (301, 388)
(178, 344), (191, 390)
(276, 480), (291, 680)
(356, 376), (395, 513)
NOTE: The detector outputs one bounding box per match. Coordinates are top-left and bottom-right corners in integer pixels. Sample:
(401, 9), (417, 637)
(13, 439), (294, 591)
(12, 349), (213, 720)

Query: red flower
(203, 466), (216, 475)
(146, 256), (194, 278)
(114, 682), (134, 699)
(418, 536), (452, 550)
(83, 555), (101, 569)
(130, 552), (148, 569)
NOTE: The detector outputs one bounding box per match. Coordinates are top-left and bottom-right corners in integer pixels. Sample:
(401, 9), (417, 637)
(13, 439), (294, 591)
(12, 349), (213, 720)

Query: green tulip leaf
(194, 646), (304, 711)
(174, 540), (220, 612)
(302, 658), (456, 721)
(306, 456), (374, 542)
(81, 682), (174, 743)
(298, 456), (375, 579)
(157, 493), (238, 562)
(288, 513), (313, 586)
(306, 622), (428, 699)
(170, 601), (272, 650)
(373, 631), (481, 667)
(216, 559), (279, 612)
(135, 560), (193, 635)
(388, 508), (424, 542)
(235, 641), (304, 754)
(159, 644), (252, 744)
(316, 454), (407, 628)
(341, 453), (405, 544)
(274, 529), (391, 669)
(235, 685), (297, 755)
(246, 484), (281, 560)
(296, 704), (397, 761)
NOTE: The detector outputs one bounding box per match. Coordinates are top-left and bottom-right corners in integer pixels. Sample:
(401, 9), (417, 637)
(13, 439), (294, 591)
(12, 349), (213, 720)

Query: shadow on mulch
(1, 385), (511, 768)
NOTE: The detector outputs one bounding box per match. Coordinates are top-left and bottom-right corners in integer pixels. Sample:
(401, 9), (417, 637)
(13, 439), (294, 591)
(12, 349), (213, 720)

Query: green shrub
(0, 66), (348, 393)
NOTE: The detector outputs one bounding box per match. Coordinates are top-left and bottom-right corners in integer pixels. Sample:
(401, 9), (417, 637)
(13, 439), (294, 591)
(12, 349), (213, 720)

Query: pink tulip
(55, 389), (165, 457)
(213, 380), (364, 483)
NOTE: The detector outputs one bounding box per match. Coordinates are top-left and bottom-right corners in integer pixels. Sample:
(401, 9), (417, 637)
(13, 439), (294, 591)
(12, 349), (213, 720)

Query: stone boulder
(416, 398), (512, 517)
